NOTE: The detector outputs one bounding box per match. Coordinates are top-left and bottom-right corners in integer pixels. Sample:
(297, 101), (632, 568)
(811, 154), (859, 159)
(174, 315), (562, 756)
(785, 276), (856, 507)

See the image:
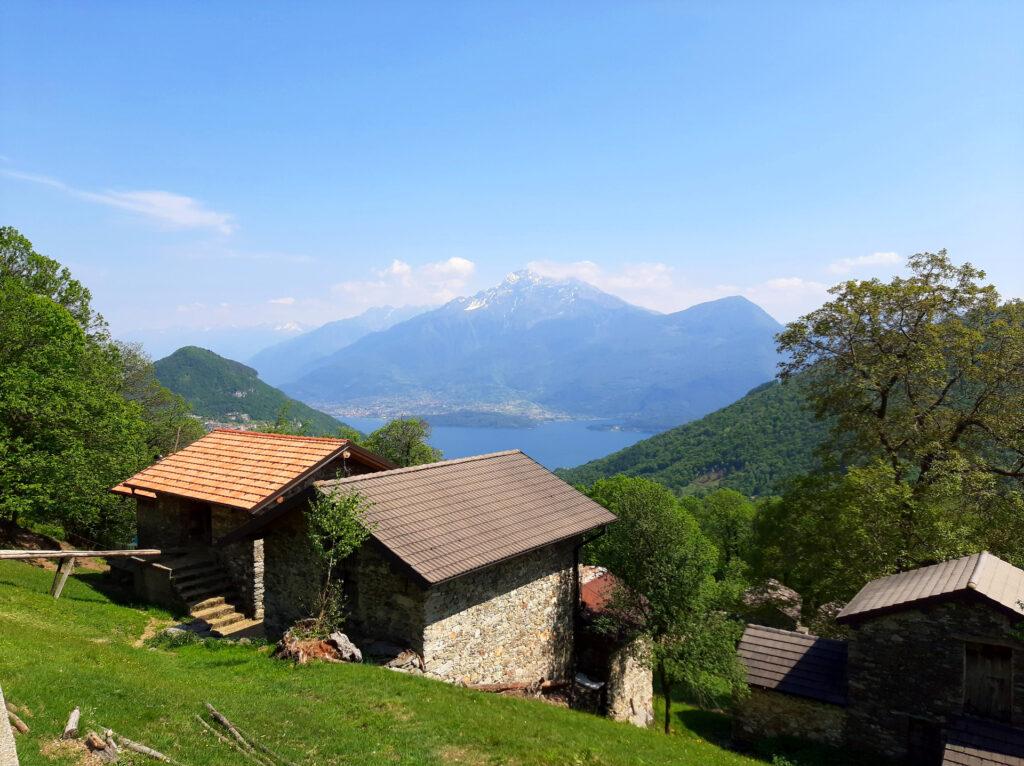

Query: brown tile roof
(737, 624), (847, 706)
(113, 429), (384, 511)
(581, 571), (618, 614)
(943, 717), (1024, 766)
(837, 552), (1024, 624)
(316, 450), (616, 585)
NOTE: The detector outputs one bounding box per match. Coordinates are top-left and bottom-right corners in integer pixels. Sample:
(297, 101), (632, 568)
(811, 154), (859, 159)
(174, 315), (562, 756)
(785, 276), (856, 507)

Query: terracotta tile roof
(837, 552), (1024, 624)
(737, 624), (848, 706)
(944, 717), (1024, 766)
(581, 571), (618, 614)
(114, 429), (358, 511)
(316, 450), (616, 585)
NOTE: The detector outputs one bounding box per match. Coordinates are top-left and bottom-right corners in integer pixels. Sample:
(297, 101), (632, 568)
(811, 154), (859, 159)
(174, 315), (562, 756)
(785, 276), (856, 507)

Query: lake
(342, 417), (654, 470)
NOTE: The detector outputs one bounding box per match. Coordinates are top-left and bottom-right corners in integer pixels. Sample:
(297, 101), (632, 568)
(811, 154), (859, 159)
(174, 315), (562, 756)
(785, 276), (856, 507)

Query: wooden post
(50, 557), (76, 599)
(0, 686), (19, 766)
(62, 707), (81, 739)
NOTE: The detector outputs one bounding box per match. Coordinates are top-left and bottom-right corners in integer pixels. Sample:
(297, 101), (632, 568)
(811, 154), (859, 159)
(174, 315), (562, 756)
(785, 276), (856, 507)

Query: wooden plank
(50, 557), (76, 599)
(1, 686), (20, 766)
(0, 549), (161, 560)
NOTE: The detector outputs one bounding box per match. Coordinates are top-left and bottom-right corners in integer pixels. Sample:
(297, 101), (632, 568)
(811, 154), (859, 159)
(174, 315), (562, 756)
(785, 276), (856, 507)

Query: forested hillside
(559, 379), (827, 496)
(155, 347), (344, 436)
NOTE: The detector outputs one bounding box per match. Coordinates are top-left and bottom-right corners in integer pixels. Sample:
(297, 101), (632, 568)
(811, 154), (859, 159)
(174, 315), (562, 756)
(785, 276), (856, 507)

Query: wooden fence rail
(0, 548), (161, 598)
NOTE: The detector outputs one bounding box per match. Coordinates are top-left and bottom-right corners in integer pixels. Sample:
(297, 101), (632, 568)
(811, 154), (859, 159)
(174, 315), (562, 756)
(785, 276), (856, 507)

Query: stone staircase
(168, 553), (262, 638)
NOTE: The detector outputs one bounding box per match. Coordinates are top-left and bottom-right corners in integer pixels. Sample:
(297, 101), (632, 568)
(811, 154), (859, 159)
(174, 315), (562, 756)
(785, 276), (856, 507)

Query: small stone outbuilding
(735, 552), (1024, 765)
(576, 567), (655, 727)
(225, 449), (618, 689)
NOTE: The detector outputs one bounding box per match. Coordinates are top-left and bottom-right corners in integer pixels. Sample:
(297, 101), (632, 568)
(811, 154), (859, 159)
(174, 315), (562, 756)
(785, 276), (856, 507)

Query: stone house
(111, 429), (393, 635)
(222, 449), (618, 688)
(734, 551), (1024, 765)
(112, 430), (653, 725)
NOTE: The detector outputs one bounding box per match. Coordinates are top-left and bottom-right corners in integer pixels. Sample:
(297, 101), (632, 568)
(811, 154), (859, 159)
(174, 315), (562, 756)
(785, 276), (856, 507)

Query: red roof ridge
(316, 449), (525, 487)
(211, 428), (350, 445)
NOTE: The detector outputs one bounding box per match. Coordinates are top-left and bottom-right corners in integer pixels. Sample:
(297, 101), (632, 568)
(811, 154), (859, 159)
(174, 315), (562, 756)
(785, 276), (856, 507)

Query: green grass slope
(0, 561), (770, 766)
(559, 380), (827, 497)
(154, 346), (343, 436)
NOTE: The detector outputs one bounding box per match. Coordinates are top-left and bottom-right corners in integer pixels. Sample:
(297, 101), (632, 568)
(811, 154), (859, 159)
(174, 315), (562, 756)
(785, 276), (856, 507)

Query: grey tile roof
(943, 717), (1024, 766)
(737, 624), (847, 706)
(837, 552), (1024, 624)
(316, 450), (616, 585)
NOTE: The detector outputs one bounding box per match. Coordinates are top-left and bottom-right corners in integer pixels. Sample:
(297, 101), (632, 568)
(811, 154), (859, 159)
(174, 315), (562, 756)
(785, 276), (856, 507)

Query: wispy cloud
(527, 259), (830, 321)
(331, 257), (476, 311)
(828, 251), (901, 275)
(1, 169), (235, 234)
(268, 296), (295, 305)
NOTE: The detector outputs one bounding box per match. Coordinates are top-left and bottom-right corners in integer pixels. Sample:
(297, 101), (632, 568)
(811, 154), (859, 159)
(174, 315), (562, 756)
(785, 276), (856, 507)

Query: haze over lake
(343, 417), (654, 470)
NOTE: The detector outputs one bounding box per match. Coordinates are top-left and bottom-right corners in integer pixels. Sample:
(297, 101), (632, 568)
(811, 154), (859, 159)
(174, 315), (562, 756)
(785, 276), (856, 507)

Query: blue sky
(2, 2), (1022, 355)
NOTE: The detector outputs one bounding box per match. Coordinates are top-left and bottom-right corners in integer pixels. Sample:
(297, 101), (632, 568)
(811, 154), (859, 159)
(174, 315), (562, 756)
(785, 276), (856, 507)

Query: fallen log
(115, 733), (182, 765)
(204, 703), (298, 766)
(195, 715), (267, 765)
(204, 703), (255, 754)
(6, 704), (29, 734)
(62, 707), (80, 739)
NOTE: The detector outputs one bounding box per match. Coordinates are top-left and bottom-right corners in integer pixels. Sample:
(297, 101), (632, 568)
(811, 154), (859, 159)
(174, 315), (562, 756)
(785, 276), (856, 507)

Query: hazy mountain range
(250, 305), (427, 386)
(273, 271), (784, 430)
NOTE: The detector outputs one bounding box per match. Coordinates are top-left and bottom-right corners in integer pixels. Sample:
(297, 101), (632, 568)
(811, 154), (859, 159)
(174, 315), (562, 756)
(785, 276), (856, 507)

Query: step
(188, 595), (227, 611)
(191, 603), (238, 622)
(208, 611), (247, 630)
(178, 582), (235, 603)
(172, 567), (225, 585)
(169, 557), (220, 576)
(175, 573), (231, 595)
(212, 618), (265, 640)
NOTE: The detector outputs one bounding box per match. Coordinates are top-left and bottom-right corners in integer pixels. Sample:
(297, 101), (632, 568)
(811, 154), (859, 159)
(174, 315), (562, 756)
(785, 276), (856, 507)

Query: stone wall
(422, 542), (575, 685)
(845, 599), (1024, 761)
(261, 513), (324, 639)
(345, 543), (426, 650)
(734, 688), (847, 747)
(212, 505), (264, 619)
(606, 637), (654, 727)
(136, 496), (186, 549)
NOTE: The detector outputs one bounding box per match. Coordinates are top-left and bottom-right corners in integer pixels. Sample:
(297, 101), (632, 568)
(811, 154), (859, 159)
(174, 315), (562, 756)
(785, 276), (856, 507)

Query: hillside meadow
(0, 561), (778, 766)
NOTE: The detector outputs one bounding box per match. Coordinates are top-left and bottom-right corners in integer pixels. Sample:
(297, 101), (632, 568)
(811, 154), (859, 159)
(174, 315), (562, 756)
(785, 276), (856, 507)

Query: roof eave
(837, 588), (1024, 626)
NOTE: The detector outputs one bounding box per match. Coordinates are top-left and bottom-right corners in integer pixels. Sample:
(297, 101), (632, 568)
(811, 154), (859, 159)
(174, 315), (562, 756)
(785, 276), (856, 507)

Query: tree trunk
(659, 662), (672, 735)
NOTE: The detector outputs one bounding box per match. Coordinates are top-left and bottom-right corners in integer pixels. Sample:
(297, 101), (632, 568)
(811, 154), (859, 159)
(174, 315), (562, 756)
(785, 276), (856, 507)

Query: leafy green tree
(762, 251), (1024, 605)
(1, 225), (105, 337)
(0, 278), (147, 543)
(685, 489), (756, 577)
(118, 341), (205, 458)
(361, 418), (441, 467)
(584, 476), (746, 733)
(303, 487), (374, 635)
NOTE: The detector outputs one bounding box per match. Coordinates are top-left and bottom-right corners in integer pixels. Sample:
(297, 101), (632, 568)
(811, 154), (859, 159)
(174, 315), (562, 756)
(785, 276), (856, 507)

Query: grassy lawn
(0, 560), (831, 766)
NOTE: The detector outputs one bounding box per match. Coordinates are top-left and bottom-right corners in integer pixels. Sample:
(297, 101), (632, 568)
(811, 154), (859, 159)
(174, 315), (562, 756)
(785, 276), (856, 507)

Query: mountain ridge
(283, 271), (783, 430)
(249, 305), (428, 385)
(154, 346), (345, 436)
(557, 378), (827, 496)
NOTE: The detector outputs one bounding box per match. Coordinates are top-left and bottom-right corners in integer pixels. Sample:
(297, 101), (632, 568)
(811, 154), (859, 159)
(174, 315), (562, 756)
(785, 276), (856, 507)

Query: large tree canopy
(760, 251), (1024, 608)
(0, 227), (203, 544)
(584, 476), (745, 733)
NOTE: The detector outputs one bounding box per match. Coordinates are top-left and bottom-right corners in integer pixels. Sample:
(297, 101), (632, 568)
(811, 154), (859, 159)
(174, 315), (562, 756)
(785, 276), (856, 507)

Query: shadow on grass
(659, 689), (861, 766)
